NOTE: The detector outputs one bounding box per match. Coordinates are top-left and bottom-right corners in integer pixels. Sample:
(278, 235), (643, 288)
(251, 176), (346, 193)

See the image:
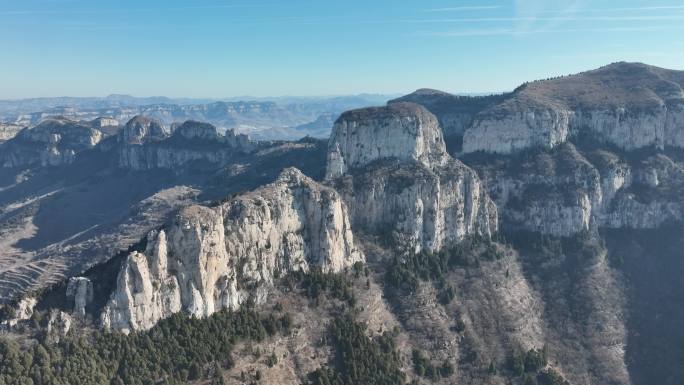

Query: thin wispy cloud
(562, 5), (684, 12)
(424, 5), (501, 12)
(378, 14), (684, 24)
(5, 2), (684, 31)
(415, 24), (683, 37)
(0, 3), (269, 16)
(529, 5), (684, 15)
(168, 4), (271, 11)
(514, 0), (583, 32)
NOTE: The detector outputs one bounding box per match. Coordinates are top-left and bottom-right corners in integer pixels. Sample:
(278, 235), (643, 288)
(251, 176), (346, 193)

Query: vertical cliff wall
(101, 168), (363, 332)
(326, 102), (497, 253)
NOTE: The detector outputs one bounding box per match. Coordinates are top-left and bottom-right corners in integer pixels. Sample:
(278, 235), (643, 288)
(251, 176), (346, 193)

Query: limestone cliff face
(463, 106), (572, 154)
(664, 100), (684, 147)
(0, 123), (23, 142)
(390, 63), (684, 236)
(119, 115), (170, 145)
(101, 168), (363, 332)
(472, 144), (684, 236)
(325, 102), (448, 180)
(326, 103), (497, 253)
(600, 154), (684, 229)
(462, 61), (684, 154)
(333, 161), (497, 253)
(0, 117), (103, 167)
(463, 105), (681, 155)
(117, 118), (254, 170)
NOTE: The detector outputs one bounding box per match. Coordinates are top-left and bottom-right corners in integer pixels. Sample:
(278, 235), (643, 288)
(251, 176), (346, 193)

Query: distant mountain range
(0, 94), (399, 141)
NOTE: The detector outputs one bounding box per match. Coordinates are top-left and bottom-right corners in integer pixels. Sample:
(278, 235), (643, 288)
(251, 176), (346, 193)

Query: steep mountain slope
(392, 62), (684, 385)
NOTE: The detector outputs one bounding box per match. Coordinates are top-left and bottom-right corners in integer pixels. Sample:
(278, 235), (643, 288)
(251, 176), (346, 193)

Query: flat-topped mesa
(325, 102), (448, 180)
(172, 120), (252, 148)
(101, 167), (363, 332)
(119, 115), (170, 144)
(462, 99), (572, 154)
(117, 118), (254, 170)
(0, 117), (103, 167)
(175, 120), (221, 141)
(325, 102), (497, 253)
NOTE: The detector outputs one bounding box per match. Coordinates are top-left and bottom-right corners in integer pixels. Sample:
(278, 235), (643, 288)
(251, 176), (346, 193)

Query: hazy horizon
(0, 92), (405, 102)
(2, 60), (682, 101)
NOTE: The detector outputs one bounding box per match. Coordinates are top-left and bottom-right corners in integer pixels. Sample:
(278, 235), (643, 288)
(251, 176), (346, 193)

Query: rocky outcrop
(463, 105), (571, 154)
(0, 117), (103, 167)
(1, 297), (37, 328)
(664, 99), (684, 147)
(117, 118), (254, 170)
(101, 168), (363, 332)
(599, 154), (684, 229)
(90, 117), (119, 129)
(46, 311), (72, 343)
(325, 102), (448, 179)
(0, 123), (24, 142)
(101, 242), (182, 332)
(333, 160), (497, 253)
(326, 103), (497, 253)
(119, 115), (169, 144)
(461, 102), (681, 155)
(66, 277), (93, 317)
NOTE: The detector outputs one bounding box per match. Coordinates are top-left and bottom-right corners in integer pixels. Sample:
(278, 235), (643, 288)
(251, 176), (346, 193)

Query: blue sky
(1, 0), (684, 99)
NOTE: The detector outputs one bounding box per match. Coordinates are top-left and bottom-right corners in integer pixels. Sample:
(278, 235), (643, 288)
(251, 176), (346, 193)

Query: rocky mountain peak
(325, 102), (448, 179)
(119, 115), (169, 144)
(275, 166), (309, 185)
